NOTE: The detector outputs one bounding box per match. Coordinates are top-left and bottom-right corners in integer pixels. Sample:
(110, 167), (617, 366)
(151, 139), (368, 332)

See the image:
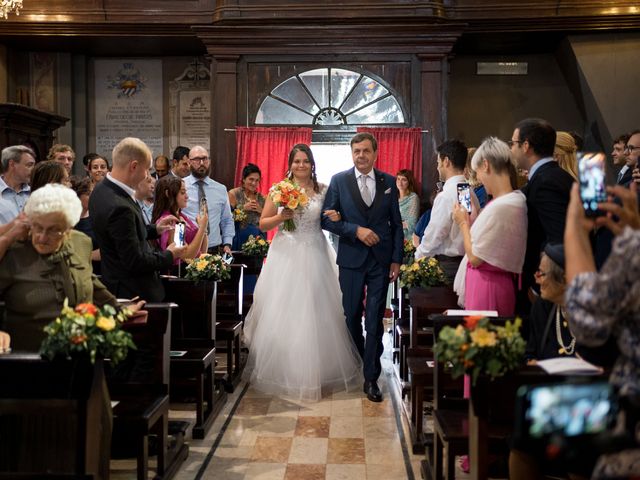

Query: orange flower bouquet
(40, 299), (135, 365)
(434, 316), (525, 385)
(268, 178), (310, 231)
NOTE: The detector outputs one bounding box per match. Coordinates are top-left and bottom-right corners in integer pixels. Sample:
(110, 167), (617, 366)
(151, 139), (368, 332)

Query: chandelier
(0, 0), (22, 19)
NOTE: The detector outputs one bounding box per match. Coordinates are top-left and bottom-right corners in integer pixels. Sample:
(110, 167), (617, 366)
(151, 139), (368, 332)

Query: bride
(243, 144), (363, 401)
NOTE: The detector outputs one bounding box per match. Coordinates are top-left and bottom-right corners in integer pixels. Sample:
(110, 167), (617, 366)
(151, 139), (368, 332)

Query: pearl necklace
(556, 306), (576, 355)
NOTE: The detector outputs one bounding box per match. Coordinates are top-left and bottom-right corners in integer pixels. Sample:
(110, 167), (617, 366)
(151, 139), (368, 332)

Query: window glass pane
(271, 77), (319, 114)
(341, 76), (389, 115)
(255, 96), (314, 124)
(299, 69), (329, 109)
(330, 68), (361, 109)
(346, 96), (405, 124)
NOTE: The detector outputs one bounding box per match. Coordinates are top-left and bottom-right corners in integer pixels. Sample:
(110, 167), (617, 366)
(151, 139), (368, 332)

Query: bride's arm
(259, 196), (294, 231)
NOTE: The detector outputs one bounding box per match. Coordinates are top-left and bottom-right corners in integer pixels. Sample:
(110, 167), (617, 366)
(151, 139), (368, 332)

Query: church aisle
(166, 330), (423, 480)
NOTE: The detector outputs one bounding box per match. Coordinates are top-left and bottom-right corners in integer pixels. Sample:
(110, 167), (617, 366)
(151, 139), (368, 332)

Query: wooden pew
(108, 303), (188, 480)
(160, 278), (227, 438)
(0, 354), (111, 480)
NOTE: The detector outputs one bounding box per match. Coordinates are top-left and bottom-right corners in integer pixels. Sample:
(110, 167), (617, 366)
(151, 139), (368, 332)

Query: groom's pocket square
(384, 188), (391, 194)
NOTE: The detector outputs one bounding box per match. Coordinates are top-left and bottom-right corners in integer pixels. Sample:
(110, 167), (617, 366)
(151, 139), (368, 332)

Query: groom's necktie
(359, 175), (373, 207)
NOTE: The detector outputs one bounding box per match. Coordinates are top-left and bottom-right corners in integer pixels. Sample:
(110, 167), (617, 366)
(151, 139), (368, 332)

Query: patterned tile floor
(112, 326), (429, 479)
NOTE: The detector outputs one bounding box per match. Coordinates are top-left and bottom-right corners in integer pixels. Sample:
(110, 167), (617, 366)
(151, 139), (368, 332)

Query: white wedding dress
(243, 185), (363, 401)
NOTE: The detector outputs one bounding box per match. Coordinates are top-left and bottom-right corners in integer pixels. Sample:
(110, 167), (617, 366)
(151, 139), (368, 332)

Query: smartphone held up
(457, 182), (472, 214)
(173, 222), (186, 247)
(577, 152), (607, 217)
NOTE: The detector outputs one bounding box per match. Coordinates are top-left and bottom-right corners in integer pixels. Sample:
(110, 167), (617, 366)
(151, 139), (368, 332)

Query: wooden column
(418, 54), (448, 198)
(210, 55), (239, 188)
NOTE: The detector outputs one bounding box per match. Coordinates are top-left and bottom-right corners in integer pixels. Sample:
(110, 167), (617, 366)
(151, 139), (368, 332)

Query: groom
(322, 132), (403, 402)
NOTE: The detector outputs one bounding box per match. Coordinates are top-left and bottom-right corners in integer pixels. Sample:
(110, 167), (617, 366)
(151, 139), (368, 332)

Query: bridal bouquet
(185, 253), (231, 282)
(399, 256), (447, 288)
(40, 299), (136, 365)
(241, 235), (270, 257)
(434, 316), (525, 385)
(268, 178), (309, 231)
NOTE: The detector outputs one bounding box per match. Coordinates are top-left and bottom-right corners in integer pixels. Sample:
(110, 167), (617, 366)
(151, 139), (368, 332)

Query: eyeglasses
(534, 269), (548, 278)
(507, 140), (523, 148)
(624, 144), (639, 153)
(31, 224), (66, 239)
(189, 156), (209, 164)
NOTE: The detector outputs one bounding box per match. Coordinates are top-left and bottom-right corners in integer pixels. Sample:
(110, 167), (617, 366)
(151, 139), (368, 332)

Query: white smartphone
(173, 222), (185, 247)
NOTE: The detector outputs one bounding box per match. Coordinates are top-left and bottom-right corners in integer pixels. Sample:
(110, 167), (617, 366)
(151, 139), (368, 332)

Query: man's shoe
(363, 380), (383, 402)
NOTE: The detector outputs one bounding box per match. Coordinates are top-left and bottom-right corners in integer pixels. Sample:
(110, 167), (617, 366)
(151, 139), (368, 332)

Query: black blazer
(520, 161), (574, 294)
(89, 177), (173, 302)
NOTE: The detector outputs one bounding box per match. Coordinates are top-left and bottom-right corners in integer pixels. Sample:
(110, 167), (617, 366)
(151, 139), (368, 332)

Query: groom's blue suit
(321, 167), (403, 381)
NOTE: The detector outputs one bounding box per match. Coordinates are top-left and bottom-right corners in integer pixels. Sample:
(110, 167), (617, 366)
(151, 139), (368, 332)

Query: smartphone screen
(456, 183), (472, 213)
(173, 222), (185, 247)
(520, 382), (616, 439)
(199, 197), (208, 216)
(578, 152), (607, 217)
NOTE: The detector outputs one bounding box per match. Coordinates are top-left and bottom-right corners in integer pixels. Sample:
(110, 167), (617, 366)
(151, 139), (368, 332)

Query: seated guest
(415, 139), (476, 281)
(0, 184), (139, 351)
(452, 137), (527, 316)
(30, 160), (70, 192)
(87, 154), (109, 185)
(47, 144), (75, 174)
(228, 163), (265, 250)
(397, 169), (420, 242)
(152, 175), (208, 268)
(0, 145), (35, 224)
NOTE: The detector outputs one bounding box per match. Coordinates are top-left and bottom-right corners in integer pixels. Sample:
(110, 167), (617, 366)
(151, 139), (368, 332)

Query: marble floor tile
(366, 462), (410, 479)
(199, 458), (248, 480)
(251, 436), (293, 463)
(363, 416), (400, 439)
(329, 416), (364, 438)
(331, 397), (363, 417)
(297, 399), (333, 417)
(287, 437), (329, 464)
(326, 438), (366, 464)
(294, 415), (331, 437)
(213, 445), (254, 460)
(266, 397), (301, 417)
(283, 463), (326, 480)
(325, 463), (367, 480)
(243, 462), (287, 480)
(364, 437), (405, 465)
(362, 397), (395, 417)
(235, 397), (272, 416)
(253, 415), (297, 437)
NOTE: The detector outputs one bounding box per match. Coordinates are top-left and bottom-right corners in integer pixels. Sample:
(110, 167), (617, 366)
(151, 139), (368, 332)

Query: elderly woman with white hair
(452, 136), (528, 315)
(0, 183), (121, 352)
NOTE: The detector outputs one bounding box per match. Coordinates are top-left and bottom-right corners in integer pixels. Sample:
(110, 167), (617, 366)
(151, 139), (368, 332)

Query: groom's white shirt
(355, 167), (376, 200)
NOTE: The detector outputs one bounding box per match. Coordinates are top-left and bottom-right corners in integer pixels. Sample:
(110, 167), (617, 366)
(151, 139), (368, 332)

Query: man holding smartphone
(415, 139), (476, 281)
(182, 145), (235, 255)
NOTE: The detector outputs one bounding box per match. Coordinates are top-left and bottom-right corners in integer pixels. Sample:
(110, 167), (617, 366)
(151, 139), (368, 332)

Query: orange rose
(464, 315), (483, 330)
(71, 334), (87, 345)
(75, 303), (98, 316)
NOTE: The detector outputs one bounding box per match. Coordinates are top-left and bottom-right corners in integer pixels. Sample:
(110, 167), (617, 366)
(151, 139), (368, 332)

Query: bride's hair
(286, 143), (320, 193)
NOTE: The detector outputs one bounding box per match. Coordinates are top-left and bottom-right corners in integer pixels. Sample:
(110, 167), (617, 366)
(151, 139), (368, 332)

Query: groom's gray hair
(350, 132), (378, 152)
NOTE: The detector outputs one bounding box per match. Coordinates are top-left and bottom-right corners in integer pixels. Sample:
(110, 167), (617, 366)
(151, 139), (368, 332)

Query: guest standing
(452, 137), (527, 315)
(396, 169), (419, 242)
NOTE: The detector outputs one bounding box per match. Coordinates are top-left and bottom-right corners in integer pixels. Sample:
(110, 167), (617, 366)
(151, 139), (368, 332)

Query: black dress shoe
(363, 380), (383, 402)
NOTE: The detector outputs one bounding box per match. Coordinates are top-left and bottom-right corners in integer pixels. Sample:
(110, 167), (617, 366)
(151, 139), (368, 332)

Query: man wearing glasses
(510, 118), (574, 319)
(183, 145), (235, 255)
(624, 130), (640, 187)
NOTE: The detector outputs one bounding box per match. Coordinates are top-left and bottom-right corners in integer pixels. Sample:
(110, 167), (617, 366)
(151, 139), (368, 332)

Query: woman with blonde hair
(554, 131), (578, 180)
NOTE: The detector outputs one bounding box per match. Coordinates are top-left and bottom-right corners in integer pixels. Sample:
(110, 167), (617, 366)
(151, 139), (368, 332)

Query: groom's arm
(321, 178), (358, 240)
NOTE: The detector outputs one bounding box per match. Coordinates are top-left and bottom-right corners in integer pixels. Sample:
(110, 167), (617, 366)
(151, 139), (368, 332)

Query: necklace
(556, 305), (576, 355)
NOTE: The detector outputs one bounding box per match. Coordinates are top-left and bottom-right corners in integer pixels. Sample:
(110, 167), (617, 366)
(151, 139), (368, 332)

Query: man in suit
(321, 132), (403, 402)
(170, 146), (191, 178)
(511, 118), (574, 319)
(612, 133), (631, 185)
(90, 137), (186, 302)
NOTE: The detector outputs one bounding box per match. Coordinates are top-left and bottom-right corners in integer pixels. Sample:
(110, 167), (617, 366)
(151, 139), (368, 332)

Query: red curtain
(356, 127), (423, 190)
(234, 127), (313, 195)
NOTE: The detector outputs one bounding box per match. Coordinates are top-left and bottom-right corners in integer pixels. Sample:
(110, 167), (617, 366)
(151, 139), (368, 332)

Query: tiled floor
(112, 327), (427, 479)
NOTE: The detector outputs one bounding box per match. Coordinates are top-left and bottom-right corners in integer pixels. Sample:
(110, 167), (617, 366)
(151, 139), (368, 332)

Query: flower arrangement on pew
(399, 256), (447, 288)
(40, 300), (136, 365)
(184, 252), (231, 282)
(268, 178), (309, 231)
(403, 239), (416, 264)
(434, 316), (526, 385)
(241, 235), (270, 257)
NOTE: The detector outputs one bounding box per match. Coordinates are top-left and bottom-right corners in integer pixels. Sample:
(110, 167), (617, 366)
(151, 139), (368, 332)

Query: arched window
(256, 67), (405, 125)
